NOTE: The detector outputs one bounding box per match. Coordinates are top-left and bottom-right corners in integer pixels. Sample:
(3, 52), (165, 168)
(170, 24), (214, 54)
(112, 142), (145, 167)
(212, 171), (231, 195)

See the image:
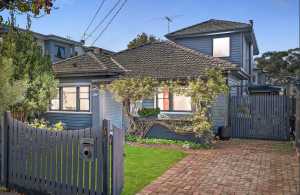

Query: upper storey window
(55, 45), (66, 59)
(213, 37), (230, 57)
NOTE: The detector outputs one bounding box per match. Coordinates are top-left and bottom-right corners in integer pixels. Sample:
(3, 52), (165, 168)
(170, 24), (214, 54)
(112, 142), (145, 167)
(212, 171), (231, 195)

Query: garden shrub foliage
(108, 68), (228, 137)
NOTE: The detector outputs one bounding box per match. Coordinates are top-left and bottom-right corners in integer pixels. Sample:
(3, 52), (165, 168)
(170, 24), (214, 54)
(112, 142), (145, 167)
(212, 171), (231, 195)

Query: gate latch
(80, 138), (95, 161)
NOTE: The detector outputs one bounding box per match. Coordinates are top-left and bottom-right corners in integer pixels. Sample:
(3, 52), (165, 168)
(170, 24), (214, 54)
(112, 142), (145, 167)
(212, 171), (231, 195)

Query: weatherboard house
(45, 19), (259, 136)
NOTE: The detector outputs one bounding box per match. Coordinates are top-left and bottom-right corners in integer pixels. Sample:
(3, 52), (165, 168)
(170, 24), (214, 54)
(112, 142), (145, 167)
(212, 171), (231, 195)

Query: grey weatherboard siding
(44, 112), (92, 129)
(174, 32), (243, 67)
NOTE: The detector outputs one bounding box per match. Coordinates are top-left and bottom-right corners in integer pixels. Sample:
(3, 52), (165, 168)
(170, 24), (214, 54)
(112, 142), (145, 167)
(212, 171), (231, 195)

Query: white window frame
(49, 83), (91, 112)
(213, 37), (230, 57)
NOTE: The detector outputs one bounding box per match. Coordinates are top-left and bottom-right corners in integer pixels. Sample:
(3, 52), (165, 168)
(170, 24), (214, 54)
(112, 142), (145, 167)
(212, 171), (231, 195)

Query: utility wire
(82, 0), (106, 40)
(91, 0), (128, 46)
(85, 0), (122, 41)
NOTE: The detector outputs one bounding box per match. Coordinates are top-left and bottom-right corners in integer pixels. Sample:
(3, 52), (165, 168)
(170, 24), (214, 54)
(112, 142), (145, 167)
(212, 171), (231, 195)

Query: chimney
(249, 20), (254, 27)
(93, 48), (103, 54)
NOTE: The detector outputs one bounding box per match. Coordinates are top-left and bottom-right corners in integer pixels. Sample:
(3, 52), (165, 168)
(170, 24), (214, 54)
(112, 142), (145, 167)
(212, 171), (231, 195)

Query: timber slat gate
(0, 112), (124, 195)
(229, 95), (295, 140)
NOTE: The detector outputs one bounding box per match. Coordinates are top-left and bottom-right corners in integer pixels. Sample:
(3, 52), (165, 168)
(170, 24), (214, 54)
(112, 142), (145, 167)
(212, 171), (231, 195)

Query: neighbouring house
(0, 25), (86, 62)
(46, 19), (260, 136)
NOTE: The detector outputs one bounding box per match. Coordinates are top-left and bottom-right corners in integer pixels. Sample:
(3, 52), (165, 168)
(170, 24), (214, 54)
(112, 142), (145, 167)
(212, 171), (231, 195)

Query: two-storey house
(166, 19), (259, 95)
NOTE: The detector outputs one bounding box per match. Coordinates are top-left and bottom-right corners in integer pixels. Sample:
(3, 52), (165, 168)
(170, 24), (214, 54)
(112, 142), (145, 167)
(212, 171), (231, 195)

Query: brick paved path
(137, 140), (299, 195)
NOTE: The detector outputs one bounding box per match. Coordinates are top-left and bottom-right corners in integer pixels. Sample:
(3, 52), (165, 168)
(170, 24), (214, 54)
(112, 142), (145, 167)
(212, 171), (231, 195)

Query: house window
(173, 94), (192, 111)
(50, 88), (60, 110)
(62, 87), (77, 111)
(55, 45), (66, 59)
(79, 86), (90, 111)
(213, 37), (230, 57)
(50, 85), (90, 112)
(157, 87), (170, 111)
(157, 88), (192, 112)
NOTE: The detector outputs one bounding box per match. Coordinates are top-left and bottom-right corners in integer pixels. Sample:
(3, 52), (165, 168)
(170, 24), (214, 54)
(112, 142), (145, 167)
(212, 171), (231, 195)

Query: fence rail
(0, 112), (124, 195)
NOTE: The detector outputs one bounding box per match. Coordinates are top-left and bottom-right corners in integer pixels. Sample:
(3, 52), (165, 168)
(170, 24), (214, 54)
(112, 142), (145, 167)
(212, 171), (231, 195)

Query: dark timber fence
(0, 112), (124, 195)
(229, 95), (295, 140)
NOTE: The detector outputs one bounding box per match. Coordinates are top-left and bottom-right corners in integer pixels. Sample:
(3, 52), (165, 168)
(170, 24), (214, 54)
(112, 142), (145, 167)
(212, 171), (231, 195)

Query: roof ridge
(113, 41), (162, 56)
(110, 57), (130, 72)
(165, 41), (237, 68)
(165, 19), (251, 37)
(87, 52), (108, 70)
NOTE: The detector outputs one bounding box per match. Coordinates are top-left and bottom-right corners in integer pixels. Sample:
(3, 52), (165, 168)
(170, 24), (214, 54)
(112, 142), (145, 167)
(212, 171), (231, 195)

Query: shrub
(30, 118), (64, 131)
(125, 134), (210, 149)
(138, 108), (160, 117)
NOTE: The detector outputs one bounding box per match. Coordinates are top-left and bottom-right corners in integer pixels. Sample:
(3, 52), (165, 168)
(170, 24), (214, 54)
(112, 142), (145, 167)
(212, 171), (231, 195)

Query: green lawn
(123, 144), (187, 195)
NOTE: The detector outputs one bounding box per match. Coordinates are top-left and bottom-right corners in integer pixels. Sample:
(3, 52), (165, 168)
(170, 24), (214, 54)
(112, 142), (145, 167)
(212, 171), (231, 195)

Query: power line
(82, 0), (106, 40)
(91, 0), (128, 46)
(85, 0), (122, 41)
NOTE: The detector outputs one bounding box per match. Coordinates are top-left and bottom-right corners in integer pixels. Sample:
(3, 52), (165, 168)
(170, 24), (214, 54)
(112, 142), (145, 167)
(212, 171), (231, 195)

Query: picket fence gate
(0, 112), (124, 195)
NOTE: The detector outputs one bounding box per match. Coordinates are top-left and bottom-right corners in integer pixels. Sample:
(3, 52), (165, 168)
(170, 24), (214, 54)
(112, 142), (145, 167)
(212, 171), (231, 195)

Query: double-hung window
(213, 37), (230, 57)
(156, 87), (192, 112)
(50, 85), (90, 112)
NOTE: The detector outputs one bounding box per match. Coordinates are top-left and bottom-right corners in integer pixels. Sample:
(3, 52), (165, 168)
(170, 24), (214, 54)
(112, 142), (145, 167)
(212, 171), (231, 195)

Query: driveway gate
(229, 95), (295, 140)
(0, 112), (124, 195)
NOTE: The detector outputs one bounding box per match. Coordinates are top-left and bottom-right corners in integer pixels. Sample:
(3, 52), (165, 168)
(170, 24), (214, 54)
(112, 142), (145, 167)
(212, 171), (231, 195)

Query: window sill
(46, 111), (92, 115)
(160, 111), (193, 114)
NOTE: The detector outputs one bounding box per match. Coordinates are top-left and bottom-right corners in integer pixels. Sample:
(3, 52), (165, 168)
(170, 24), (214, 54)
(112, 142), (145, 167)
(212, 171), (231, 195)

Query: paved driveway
(137, 140), (299, 195)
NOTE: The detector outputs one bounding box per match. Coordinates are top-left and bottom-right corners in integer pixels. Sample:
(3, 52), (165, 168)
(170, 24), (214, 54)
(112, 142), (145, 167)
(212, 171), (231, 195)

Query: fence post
(2, 112), (10, 188)
(295, 80), (300, 154)
(103, 119), (111, 195)
(91, 83), (101, 134)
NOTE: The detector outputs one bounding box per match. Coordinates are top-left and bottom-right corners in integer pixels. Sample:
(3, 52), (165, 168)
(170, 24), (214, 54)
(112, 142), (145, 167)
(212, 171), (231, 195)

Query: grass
(271, 141), (294, 154)
(123, 144), (187, 195)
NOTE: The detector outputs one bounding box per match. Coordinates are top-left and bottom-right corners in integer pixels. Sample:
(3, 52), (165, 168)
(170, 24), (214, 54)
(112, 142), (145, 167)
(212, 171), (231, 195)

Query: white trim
(46, 111), (92, 115)
(59, 83), (91, 87)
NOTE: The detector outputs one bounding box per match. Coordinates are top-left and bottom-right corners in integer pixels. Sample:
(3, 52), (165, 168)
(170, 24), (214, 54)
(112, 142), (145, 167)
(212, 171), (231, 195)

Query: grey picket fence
(229, 95), (295, 140)
(111, 125), (124, 195)
(0, 112), (124, 195)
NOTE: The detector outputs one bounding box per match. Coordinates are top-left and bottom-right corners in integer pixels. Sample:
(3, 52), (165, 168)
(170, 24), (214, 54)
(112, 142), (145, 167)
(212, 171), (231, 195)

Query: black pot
(220, 126), (231, 140)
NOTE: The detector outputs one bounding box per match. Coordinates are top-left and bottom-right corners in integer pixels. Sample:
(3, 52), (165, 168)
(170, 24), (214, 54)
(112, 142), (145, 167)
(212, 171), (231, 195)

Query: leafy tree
(2, 29), (58, 119)
(0, 0), (55, 119)
(0, 0), (53, 18)
(0, 52), (24, 115)
(255, 48), (300, 84)
(127, 33), (160, 49)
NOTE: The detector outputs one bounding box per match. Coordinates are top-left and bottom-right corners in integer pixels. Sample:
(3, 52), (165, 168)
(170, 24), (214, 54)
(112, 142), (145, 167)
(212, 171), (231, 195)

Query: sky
(3, 0), (299, 54)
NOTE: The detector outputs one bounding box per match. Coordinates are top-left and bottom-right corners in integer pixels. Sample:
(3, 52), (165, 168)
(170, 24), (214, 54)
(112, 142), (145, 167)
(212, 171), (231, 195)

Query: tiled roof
(52, 52), (125, 76)
(112, 41), (237, 79)
(166, 19), (252, 38)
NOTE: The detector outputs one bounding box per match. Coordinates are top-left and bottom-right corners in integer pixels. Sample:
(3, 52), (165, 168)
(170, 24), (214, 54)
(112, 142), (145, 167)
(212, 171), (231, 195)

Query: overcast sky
(3, 0), (299, 54)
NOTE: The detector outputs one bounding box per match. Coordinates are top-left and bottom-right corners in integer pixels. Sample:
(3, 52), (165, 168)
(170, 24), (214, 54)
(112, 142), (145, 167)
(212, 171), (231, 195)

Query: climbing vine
(108, 67), (228, 137)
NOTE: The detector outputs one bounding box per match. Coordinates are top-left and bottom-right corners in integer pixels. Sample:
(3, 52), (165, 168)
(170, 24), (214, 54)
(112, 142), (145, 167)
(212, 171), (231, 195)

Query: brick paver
(137, 140), (299, 195)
